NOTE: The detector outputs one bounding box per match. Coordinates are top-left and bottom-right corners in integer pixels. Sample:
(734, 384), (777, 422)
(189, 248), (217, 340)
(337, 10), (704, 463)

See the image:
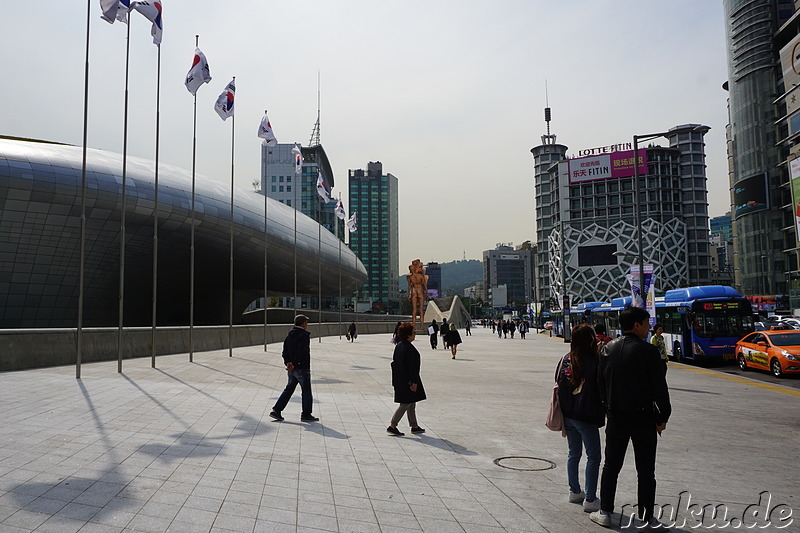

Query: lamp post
(631, 126), (709, 307)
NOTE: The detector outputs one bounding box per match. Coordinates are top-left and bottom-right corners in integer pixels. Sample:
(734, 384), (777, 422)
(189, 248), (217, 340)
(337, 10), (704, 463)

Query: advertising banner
(568, 149), (647, 183)
(791, 158), (800, 245)
(628, 264), (655, 324)
(733, 173), (769, 219)
(780, 34), (800, 108)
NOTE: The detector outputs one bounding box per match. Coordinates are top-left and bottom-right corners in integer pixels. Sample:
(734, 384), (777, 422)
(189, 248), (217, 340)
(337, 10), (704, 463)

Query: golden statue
(407, 259), (428, 332)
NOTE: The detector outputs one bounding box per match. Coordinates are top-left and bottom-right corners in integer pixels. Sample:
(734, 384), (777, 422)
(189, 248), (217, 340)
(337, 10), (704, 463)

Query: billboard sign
(733, 173), (769, 219)
(780, 34), (800, 109)
(791, 158), (800, 245)
(568, 149), (647, 183)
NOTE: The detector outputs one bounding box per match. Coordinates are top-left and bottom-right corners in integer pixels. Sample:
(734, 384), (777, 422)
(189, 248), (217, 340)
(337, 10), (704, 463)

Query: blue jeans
(565, 416), (601, 500)
(273, 368), (313, 415)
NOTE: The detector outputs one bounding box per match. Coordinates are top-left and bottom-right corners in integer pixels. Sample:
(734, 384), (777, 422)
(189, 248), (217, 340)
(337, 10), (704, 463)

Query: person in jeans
(387, 322), (426, 436)
(269, 315), (319, 422)
(557, 324), (604, 513)
(590, 306), (671, 531)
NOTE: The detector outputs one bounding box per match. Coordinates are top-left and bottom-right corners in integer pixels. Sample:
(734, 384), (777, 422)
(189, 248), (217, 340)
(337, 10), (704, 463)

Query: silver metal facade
(0, 137), (366, 328)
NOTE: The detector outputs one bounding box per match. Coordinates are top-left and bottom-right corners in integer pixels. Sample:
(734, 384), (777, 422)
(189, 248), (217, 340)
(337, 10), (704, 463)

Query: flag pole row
(78, 1), (361, 377)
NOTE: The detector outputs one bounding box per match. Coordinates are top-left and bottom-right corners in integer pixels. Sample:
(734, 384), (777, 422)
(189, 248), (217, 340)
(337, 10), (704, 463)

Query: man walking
(590, 306), (671, 530)
(269, 315), (319, 422)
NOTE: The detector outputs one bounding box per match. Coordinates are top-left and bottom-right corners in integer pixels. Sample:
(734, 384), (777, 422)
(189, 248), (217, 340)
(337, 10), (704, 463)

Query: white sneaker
(590, 510), (611, 527)
(583, 498), (601, 513)
(569, 490), (585, 503)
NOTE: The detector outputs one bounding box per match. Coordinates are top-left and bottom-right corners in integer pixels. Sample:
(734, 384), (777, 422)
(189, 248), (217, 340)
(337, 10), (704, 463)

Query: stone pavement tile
(300, 488), (335, 506)
(417, 516), (466, 533)
(219, 499), (259, 519)
(137, 500), (181, 521)
(56, 502), (102, 522)
(378, 510), (422, 529)
(78, 521), (125, 533)
(2, 509), (51, 530)
(253, 519), (295, 533)
(223, 488), (261, 505)
(0, 524), (34, 533)
(88, 508), (137, 529)
(410, 503), (453, 520)
(336, 517), (385, 532)
(256, 506), (296, 525)
(22, 496), (67, 515)
(262, 483), (297, 499)
(190, 483), (229, 500)
(296, 511), (339, 531)
(333, 503), (378, 524)
(183, 493), (223, 512)
(261, 494), (297, 512)
(165, 507), (217, 533)
(35, 514), (85, 533)
(211, 512), (257, 531)
(449, 507), (503, 528)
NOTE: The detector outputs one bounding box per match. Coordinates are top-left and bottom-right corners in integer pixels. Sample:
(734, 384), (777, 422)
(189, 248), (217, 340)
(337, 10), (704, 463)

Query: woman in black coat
(387, 322), (426, 436)
(445, 323), (462, 359)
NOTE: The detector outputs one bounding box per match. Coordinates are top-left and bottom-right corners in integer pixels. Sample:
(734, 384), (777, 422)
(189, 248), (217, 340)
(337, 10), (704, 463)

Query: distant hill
(398, 259), (482, 295)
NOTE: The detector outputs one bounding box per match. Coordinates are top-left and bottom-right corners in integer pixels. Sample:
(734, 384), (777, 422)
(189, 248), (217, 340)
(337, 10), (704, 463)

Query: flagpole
(293, 145), (298, 316)
(268, 123), (269, 352)
(189, 35), (198, 363)
(77, 0), (91, 380)
(118, 16), (132, 374)
(229, 77), (236, 358)
(318, 195), (322, 344)
(151, 43), (161, 369)
(337, 195), (342, 340)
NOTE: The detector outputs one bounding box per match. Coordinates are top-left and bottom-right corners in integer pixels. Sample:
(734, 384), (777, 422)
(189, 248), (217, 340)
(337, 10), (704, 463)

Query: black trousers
(600, 414), (658, 520)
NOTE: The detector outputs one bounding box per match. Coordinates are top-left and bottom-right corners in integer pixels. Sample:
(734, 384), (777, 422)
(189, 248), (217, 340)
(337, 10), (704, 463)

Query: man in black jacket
(590, 306), (671, 530)
(269, 315), (318, 422)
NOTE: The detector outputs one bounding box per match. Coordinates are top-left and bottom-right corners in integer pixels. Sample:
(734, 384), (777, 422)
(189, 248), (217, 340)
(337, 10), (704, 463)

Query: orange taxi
(735, 330), (800, 377)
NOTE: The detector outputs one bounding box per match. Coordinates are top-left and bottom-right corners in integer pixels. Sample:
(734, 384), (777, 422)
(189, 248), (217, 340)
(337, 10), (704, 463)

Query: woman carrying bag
(557, 324), (605, 513)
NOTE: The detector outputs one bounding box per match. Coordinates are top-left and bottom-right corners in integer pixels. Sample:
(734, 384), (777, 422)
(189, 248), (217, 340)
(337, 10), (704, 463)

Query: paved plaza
(0, 326), (798, 532)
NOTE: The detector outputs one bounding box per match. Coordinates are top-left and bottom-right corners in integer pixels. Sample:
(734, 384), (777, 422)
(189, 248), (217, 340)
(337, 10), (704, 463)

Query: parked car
(735, 330), (800, 377)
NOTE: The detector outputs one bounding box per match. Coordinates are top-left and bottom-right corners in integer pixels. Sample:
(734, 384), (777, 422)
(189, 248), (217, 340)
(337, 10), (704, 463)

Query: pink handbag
(545, 356), (567, 436)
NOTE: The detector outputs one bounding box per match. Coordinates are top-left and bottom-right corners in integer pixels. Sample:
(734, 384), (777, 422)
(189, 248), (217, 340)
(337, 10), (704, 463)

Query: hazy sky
(0, 1), (729, 266)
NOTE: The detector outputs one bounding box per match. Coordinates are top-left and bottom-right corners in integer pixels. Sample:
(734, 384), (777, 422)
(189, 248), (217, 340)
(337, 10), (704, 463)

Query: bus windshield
(692, 310), (753, 338)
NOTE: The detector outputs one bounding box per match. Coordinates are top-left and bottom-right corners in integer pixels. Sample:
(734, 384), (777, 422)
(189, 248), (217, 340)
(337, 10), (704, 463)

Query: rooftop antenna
(542, 79), (556, 145)
(309, 71), (321, 146)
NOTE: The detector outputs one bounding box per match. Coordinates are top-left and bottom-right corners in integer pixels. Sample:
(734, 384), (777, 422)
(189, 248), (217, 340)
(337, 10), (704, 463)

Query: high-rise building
(531, 121), (712, 306)
(348, 161), (399, 313)
(426, 262), (442, 298)
(723, 0), (798, 309)
(261, 144), (343, 238)
(483, 244), (532, 310)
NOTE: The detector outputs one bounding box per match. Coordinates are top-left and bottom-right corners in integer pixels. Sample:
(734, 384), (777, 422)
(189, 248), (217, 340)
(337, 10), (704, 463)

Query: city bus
(655, 285), (753, 363)
(573, 286), (754, 364)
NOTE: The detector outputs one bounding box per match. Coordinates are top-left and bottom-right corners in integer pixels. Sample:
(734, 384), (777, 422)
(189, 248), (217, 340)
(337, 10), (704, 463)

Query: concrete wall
(0, 321), (397, 372)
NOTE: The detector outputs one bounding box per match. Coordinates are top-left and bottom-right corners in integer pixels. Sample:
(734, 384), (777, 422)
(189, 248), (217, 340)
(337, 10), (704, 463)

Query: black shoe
(269, 411), (284, 421)
(386, 426), (404, 436)
(410, 427), (425, 434)
(300, 414), (319, 422)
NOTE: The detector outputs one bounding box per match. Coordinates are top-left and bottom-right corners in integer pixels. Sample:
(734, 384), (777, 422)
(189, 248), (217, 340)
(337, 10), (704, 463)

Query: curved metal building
(0, 136), (366, 328)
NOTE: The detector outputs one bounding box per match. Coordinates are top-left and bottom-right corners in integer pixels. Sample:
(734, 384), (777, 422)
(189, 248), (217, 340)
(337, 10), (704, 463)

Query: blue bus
(570, 286), (754, 364)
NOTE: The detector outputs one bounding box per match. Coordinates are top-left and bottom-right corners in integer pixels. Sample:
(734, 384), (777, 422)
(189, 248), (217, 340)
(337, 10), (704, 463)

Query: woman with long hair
(557, 323), (605, 512)
(445, 323), (462, 359)
(387, 322), (426, 436)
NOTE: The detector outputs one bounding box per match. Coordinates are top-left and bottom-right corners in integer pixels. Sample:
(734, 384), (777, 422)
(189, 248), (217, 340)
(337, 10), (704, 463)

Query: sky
(0, 1), (730, 267)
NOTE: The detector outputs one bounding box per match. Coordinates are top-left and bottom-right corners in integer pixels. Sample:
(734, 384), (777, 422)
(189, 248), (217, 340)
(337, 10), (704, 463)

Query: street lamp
(631, 125), (709, 307)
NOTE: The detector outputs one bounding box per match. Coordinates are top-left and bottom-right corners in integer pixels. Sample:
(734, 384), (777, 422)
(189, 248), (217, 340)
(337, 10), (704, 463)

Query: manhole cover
(493, 456), (556, 471)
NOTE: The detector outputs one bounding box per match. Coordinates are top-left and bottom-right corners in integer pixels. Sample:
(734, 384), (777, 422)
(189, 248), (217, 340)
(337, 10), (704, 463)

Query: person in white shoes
(556, 324), (604, 513)
(590, 306), (671, 531)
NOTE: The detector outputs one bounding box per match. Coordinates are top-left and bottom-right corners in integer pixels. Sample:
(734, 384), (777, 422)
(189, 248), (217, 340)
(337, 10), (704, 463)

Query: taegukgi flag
(257, 113), (277, 146)
(291, 144), (303, 176)
(347, 212), (357, 232)
(214, 79), (235, 120)
(316, 172), (331, 203)
(185, 48), (211, 95)
(132, 1), (163, 46)
(100, 0), (131, 24)
(334, 198), (346, 220)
